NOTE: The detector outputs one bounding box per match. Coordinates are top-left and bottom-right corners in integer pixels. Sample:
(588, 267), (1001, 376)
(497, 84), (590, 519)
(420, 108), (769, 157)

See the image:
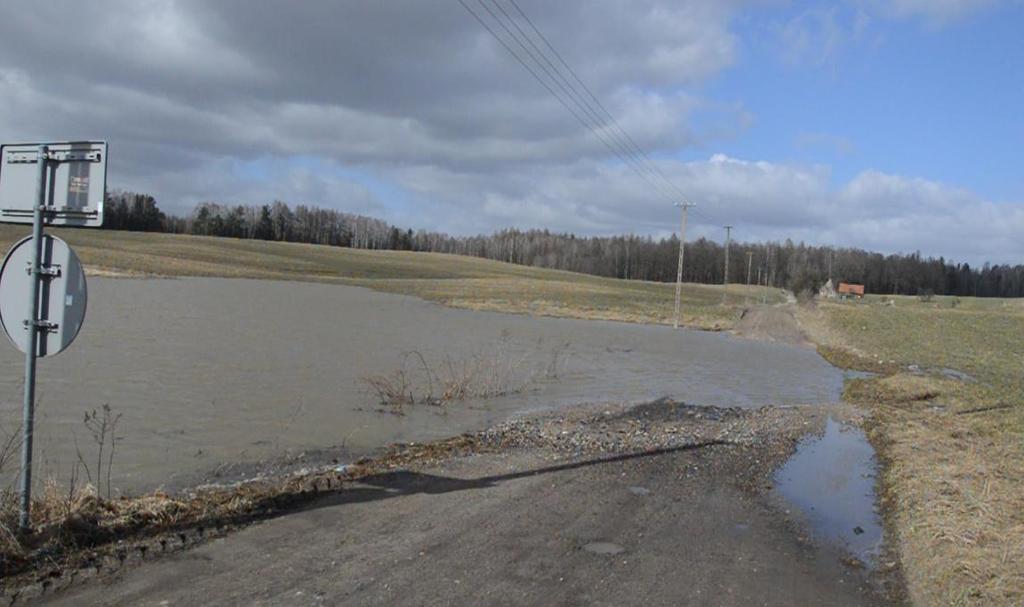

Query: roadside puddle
(774, 417), (883, 566)
(843, 369), (877, 381)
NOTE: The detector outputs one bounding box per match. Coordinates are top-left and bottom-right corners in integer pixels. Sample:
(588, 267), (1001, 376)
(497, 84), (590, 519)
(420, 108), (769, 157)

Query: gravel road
(33, 400), (898, 606)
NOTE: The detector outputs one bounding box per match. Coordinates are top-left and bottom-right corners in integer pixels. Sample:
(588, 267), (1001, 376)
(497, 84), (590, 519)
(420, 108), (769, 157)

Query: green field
(0, 225), (782, 330)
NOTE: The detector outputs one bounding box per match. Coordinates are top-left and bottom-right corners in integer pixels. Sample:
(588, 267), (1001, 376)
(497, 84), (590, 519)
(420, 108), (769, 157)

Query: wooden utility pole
(721, 225), (733, 306)
(723, 225), (733, 286)
(746, 251), (753, 304)
(673, 202), (696, 329)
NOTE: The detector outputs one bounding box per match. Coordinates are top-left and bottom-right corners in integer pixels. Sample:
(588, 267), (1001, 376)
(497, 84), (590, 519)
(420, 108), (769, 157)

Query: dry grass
(844, 373), (959, 405)
(361, 336), (566, 412)
(0, 472), (341, 579)
(801, 298), (1024, 606)
(866, 408), (1024, 606)
(0, 432), (487, 585)
(361, 369), (415, 410)
(355, 277), (758, 330)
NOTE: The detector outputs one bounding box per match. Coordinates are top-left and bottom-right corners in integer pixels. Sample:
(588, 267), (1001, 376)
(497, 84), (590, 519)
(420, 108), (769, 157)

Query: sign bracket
(25, 262), (61, 278)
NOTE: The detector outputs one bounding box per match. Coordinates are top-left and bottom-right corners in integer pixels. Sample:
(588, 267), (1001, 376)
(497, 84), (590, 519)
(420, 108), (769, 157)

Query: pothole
(583, 542), (625, 555)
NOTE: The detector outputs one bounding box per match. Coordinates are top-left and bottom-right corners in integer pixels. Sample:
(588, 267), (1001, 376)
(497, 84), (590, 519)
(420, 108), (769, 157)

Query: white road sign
(0, 234), (87, 357)
(0, 141), (107, 227)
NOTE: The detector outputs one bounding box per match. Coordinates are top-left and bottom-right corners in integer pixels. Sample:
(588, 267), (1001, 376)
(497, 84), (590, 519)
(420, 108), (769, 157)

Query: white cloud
(0, 1), (1018, 266)
(385, 155), (1023, 264)
(772, 1), (1006, 70)
(866, 0), (1002, 24)
(0, 1), (734, 189)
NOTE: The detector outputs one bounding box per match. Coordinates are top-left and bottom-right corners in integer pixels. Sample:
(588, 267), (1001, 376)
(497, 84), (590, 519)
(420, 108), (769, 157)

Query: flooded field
(0, 278), (844, 493)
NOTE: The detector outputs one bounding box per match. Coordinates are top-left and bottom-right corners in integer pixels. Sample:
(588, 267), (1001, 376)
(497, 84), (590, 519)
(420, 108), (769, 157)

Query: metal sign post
(0, 141), (105, 532)
(18, 145), (47, 530)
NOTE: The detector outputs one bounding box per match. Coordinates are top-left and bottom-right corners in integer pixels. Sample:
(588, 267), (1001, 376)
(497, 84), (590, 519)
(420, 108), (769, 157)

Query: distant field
(861, 291), (1024, 313)
(0, 225), (783, 330)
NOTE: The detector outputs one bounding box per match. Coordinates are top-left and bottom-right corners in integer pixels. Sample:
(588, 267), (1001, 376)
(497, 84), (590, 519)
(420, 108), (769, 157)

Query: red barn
(837, 282), (865, 298)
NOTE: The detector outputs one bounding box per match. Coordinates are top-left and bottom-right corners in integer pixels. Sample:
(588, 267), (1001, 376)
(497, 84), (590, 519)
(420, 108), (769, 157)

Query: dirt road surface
(39, 402), (895, 607)
(732, 305), (811, 347)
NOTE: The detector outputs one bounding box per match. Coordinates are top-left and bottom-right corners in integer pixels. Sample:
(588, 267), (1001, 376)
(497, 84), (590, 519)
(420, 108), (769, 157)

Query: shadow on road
(303, 439), (730, 512)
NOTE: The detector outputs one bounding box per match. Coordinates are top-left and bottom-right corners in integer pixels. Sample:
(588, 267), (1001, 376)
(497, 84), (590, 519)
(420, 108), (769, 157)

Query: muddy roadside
(731, 304), (814, 347)
(4, 398), (904, 606)
(732, 299), (1024, 605)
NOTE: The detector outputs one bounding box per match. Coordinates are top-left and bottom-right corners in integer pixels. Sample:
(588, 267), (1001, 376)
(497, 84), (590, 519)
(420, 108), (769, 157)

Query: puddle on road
(774, 417), (883, 565)
(583, 542), (625, 556)
(843, 369), (877, 381)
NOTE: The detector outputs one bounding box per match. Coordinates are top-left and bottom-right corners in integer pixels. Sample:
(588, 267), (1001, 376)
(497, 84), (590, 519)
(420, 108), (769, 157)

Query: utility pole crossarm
(673, 202), (696, 330)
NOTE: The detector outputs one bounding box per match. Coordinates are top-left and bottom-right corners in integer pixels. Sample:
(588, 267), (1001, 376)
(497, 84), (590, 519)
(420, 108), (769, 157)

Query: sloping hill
(0, 225), (781, 329)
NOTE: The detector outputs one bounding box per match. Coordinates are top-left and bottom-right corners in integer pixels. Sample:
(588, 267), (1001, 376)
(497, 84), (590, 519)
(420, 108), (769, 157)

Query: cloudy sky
(1, 0), (1021, 263)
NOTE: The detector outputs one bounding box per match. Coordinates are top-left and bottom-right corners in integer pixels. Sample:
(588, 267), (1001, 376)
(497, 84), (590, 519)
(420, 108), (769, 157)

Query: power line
(482, 0), (679, 201)
(499, 0), (655, 179)
(505, 0), (694, 205)
(458, 0), (685, 206)
(458, 0), (734, 245)
(465, 0), (678, 203)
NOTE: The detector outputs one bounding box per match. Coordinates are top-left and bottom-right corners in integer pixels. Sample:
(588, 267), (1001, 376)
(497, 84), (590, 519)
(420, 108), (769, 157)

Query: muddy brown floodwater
(0, 278), (845, 494)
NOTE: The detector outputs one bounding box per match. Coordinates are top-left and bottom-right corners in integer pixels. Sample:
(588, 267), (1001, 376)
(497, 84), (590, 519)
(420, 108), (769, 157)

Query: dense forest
(101, 191), (1024, 298)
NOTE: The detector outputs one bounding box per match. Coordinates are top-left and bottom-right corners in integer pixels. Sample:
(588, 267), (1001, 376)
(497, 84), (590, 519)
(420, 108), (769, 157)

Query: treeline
(418, 229), (1024, 298)
(188, 201), (402, 249)
(101, 192), (1024, 298)
(102, 191), (167, 231)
